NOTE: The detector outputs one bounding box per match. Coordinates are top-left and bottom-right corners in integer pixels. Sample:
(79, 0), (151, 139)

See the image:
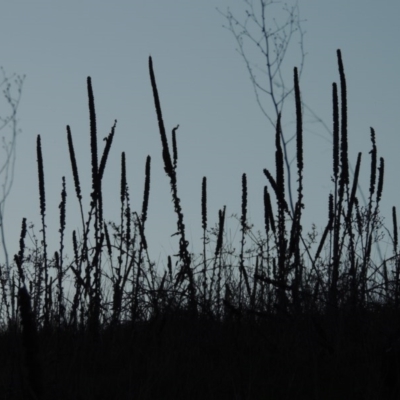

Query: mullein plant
(238, 173), (251, 310)
(201, 176), (208, 313)
(34, 136), (47, 325)
(149, 56), (197, 316)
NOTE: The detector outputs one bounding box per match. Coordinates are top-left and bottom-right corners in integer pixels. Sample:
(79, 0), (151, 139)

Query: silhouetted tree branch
(219, 2), (375, 263)
(0, 67), (25, 287)
(219, 0), (305, 215)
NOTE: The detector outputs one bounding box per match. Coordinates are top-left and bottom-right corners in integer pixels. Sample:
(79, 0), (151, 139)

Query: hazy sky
(1, 1), (399, 276)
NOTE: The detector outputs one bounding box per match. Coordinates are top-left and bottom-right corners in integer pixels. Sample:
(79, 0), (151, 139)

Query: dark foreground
(1, 307), (399, 400)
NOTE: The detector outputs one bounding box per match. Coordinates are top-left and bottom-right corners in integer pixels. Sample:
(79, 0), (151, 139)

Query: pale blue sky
(1, 1), (399, 275)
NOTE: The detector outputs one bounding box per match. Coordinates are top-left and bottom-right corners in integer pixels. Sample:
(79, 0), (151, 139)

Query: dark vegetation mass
(1, 50), (400, 399)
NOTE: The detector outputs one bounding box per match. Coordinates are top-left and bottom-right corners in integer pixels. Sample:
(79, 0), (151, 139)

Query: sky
(0, 0), (399, 283)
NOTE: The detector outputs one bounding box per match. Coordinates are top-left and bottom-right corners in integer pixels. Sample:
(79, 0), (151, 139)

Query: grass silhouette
(0, 50), (398, 399)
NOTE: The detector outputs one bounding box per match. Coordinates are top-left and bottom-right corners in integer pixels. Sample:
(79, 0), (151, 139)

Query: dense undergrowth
(0, 50), (399, 399)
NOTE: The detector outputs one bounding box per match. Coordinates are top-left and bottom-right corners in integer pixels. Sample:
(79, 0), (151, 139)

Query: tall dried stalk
(201, 176), (208, 310)
(35, 135), (47, 322)
(149, 56), (196, 314)
(329, 49), (349, 312)
(239, 173), (251, 309)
